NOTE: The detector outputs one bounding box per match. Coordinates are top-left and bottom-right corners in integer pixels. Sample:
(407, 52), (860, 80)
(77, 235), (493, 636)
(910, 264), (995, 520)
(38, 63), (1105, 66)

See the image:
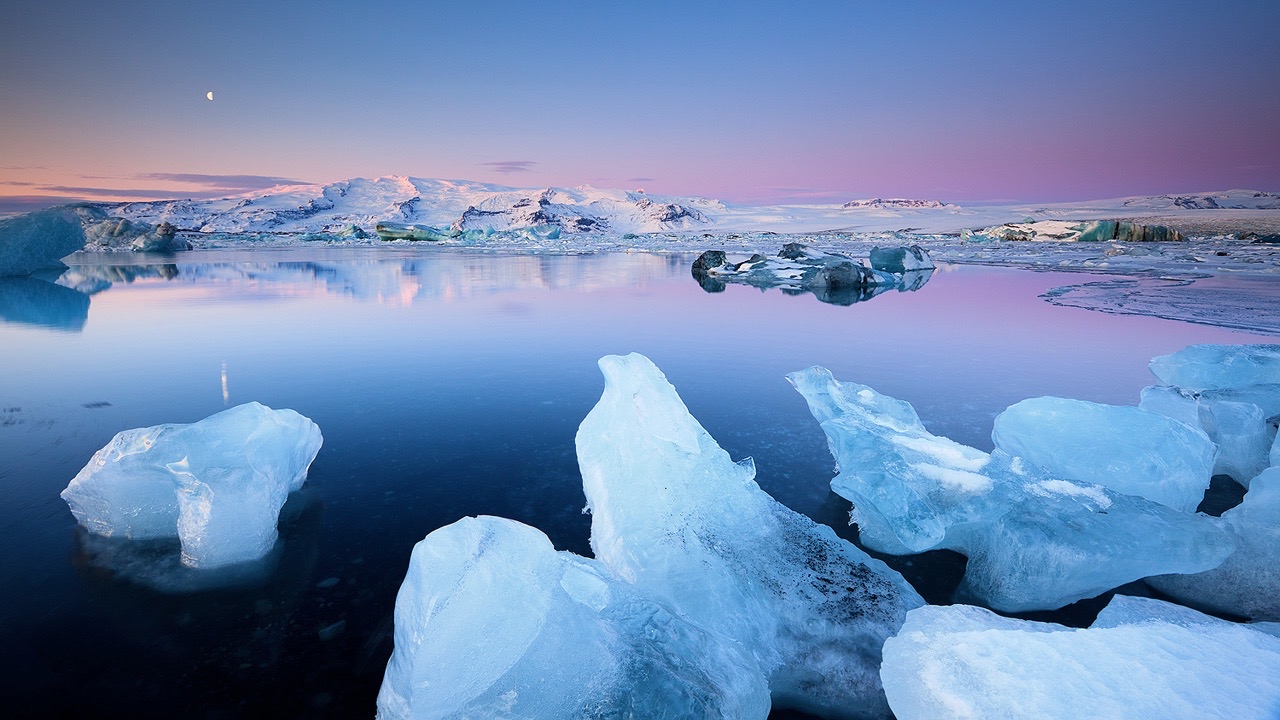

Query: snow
(788, 366), (1233, 612)
(0, 205), (87, 276)
(60, 402), (322, 568)
(881, 596), (1280, 720)
(992, 397), (1216, 512)
(577, 353), (923, 718)
(376, 515), (769, 720)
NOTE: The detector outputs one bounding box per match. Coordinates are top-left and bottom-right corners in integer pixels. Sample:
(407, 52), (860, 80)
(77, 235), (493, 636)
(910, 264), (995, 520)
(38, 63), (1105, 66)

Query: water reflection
(0, 275), (90, 331)
(71, 490), (324, 595)
(56, 250), (689, 305)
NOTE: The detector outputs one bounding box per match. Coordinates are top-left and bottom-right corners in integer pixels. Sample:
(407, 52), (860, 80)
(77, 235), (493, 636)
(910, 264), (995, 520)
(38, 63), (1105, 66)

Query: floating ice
(1139, 380), (1280, 487)
(577, 353), (923, 718)
(991, 397), (1215, 512)
(868, 244), (935, 273)
(0, 206), (88, 276)
(1149, 344), (1280, 391)
(375, 515), (769, 720)
(691, 243), (932, 307)
(1147, 467), (1280, 621)
(972, 219), (1184, 242)
(61, 402), (322, 568)
(788, 367), (1233, 611)
(881, 595), (1280, 720)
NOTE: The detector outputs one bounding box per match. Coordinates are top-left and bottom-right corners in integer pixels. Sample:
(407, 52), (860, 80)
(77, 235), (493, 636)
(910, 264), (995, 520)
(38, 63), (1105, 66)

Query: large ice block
(881, 596), (1280, 720)
(376, 516), (769, 720)
(0, 206), (88, 276)
(1150, 344), (1280, 391)
(577, 354), (923, 718)
(1140, 383), (1280, 487)
(1147, 467), (1280, 621)
(789, 367), (1233, 612)
(992, 396), (1215, 512)
(61, 402), (322, 568)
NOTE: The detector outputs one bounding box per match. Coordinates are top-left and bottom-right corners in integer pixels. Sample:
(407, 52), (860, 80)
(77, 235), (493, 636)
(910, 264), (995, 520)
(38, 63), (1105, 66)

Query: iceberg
(788, 367), (1233, 611)
(1147, 466), (1280, 621)
(881, 595), (1280, 720)
(1149, 344), (1280, 391)
(868, 244), (935, 273)
(61, 402), (322, 568)
(375, 515), (770, 720)
(991, 397), (1215, 512)
(577, 353), (924, 718)
(0, 206), (88, 276)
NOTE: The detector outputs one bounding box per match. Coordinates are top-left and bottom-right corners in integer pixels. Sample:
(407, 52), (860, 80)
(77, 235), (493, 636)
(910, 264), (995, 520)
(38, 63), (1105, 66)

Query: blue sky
(1, 0), (1277, 207)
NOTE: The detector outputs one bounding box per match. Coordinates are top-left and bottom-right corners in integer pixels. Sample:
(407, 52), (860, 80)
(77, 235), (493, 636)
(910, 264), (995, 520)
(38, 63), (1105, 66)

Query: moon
(206, 91), (214, 101)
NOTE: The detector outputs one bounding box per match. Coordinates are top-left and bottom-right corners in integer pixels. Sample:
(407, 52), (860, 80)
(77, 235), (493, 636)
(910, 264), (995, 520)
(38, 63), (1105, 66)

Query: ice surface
(1147, 467), (1280, 621)
(788, 367), (1233, 611)
(376, 515), (769, 720)
(991, 397), (1215, 512)
(881, 596), (1280, 720)
(0, 206), (88, 276)
(61, 402), (322, 568)
(1198, 400), (1272, 486)
(1150, 344), (1280, 391)
(577, 353), (923, 718)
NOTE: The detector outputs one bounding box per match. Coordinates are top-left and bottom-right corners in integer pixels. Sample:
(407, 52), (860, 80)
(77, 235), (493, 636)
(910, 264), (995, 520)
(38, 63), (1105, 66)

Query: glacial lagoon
(0, 247), (1275, 717)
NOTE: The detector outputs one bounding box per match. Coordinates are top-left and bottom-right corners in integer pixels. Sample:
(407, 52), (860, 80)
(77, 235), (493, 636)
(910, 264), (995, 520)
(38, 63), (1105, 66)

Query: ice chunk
(1147, 467), (1280, 621)
(61, 402), (322, 568)
(881, 597), (1280, 720)
(992, 397), (1215, 512)
(375, 516), (769, 720)
(0, 206), (88, 277)
(1150, 344), (1280, 391)
(1140, 382), (1280, 487)
(577, 354), (923, 718)
(1198, 400), (1272, 486)
(789, 367), (1233, 612)
(868, 244), (935, 273)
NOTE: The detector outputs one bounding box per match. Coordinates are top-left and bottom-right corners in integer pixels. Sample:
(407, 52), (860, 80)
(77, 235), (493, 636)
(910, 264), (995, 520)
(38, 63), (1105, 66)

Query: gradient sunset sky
(2, 0), (1277, 209)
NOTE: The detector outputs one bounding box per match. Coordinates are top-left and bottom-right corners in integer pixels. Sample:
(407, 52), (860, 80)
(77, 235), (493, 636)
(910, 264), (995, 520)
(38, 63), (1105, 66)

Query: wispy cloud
(138, 173), (306, 191)
(41, 185), (216, 199)
(627, 177), (656, 183)
(479, 160), (536, 175)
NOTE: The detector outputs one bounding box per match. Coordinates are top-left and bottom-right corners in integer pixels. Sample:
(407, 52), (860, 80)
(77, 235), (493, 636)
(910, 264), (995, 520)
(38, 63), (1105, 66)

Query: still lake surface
(0, 247), (1272, 718)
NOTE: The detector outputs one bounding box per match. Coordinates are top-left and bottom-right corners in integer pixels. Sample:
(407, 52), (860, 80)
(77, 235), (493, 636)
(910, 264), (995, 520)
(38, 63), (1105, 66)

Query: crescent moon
(206, 91), (214, 101)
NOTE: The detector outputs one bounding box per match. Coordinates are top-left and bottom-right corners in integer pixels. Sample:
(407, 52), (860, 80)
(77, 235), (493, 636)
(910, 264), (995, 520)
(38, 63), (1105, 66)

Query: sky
(1, 0), (1278, 209)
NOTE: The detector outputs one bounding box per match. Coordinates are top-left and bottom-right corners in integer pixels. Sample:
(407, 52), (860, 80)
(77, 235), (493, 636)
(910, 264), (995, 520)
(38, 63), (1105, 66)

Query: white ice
(992, 396), (1215, 512)
(1148, 466), (1280, 621)
(788, 367), (1233, 612)
(61, 402), (322, 568)
(881, 595), (1280, 720)
(376, 515), (769, 720)
(577, 353), (923, 719)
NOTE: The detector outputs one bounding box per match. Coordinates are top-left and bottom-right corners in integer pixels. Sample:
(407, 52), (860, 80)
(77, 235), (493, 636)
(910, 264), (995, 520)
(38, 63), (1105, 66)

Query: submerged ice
(376, 516), (769, 720)
(880, 595), (1280, 720)
(788, 367), (1232, 612)
(577, 353), (923, 718)
(61, 402), (322, 568)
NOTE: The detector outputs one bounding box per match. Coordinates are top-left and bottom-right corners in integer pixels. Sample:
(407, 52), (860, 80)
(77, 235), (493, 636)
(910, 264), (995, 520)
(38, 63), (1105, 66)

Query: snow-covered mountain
(108, 177), (721, 235)
(93, 177), (1279, 239)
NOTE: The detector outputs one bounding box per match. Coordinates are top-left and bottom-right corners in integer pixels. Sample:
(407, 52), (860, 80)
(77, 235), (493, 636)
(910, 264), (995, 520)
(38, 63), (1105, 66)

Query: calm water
(0, 247), (1271, 718)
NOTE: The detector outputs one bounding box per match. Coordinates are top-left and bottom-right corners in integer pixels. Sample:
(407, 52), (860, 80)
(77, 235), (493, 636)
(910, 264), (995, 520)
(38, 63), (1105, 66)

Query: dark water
(0, 248), (1270, 718)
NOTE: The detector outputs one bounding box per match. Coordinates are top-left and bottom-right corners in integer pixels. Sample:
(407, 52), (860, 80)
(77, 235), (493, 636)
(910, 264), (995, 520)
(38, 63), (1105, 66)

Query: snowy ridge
(97, 177), (1280, 238)
(109, 176), (721, 235)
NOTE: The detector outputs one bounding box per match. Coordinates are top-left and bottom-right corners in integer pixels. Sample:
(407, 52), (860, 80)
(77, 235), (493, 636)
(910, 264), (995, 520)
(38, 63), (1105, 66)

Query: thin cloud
(0, 195), (96, 213)
(627, 177), (656, 183)
(138, 173), (307, 191)
(40, 185), (205, 199)
(479, 160), (536, 175)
